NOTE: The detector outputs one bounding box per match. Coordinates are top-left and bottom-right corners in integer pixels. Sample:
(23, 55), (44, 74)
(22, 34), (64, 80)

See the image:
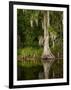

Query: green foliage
(17, 9), (43, 48)
(18, 47), (43, 57)
(17, 9), (63, 57)
(48, 26), (57, 35)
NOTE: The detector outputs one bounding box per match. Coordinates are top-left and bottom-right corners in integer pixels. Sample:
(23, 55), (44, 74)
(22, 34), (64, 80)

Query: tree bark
(42, 11), (55, 59)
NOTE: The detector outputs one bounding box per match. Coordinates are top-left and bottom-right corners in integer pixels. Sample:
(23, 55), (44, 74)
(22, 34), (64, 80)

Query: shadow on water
(17, 58), (63, 80)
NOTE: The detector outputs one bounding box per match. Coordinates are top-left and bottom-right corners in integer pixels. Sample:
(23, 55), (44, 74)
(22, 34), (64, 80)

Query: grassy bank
(18, 47), (43, 57)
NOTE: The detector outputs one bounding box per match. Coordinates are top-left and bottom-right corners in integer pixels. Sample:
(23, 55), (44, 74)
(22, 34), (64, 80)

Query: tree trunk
(42, 11), (55, 59)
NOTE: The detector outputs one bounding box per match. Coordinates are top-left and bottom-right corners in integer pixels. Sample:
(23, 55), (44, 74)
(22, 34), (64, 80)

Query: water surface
(17, 58), (63, 80)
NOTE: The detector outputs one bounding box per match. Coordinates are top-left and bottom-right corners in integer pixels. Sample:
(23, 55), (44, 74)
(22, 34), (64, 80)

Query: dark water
(17, 59), (63, 80)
